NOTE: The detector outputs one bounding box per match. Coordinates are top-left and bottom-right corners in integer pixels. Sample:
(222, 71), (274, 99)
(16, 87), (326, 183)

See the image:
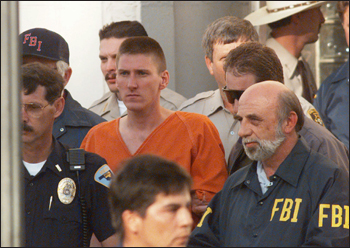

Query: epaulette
(179, 91), (215, 110)
(88, 91), (113, 109)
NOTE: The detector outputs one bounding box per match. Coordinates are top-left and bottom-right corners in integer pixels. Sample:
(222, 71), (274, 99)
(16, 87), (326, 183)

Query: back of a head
(224, 41), (284, 83)
(116, 36), (166, 72)
(22, 62), (64, 104)
(99, 21), (148, 40)
(108, 154), (192, 239)
(202, 16), (259, 61)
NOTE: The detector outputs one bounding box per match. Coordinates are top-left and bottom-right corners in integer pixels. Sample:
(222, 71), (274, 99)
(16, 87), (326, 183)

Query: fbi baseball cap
(20, 28), (70, 64)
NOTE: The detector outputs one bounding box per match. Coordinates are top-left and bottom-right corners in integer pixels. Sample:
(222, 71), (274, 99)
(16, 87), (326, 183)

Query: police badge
(57, 178), (76, 204)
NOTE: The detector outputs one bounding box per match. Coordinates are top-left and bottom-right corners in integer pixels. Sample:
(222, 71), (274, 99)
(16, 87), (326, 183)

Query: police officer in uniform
(244, 1), (327, 104)
(89, 21), (187, 121)
(314, 1), (349, 150)
(20, 28), (106, 148)
(22, 63), (118, 247)
(179, 16), (320, 162)
(223, 42), (349, 174)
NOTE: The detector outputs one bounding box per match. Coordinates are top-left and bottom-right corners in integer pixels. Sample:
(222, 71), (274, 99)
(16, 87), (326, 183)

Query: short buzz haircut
(337, 1), (349, 23)
(116, 37), (167, 73)
(108, 154), (192, 240)
(99, 21), (148, 40)
(224, 41), (284, 84)
(202, 16), (259, 61)
(22, 62), (64, 104)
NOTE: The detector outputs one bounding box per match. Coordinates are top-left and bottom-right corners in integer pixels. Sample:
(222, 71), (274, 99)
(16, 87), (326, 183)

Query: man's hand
(191, 190), (210, 217)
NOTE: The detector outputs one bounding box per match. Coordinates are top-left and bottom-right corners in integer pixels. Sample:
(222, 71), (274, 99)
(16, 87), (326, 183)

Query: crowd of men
(20, 1), (348, 247)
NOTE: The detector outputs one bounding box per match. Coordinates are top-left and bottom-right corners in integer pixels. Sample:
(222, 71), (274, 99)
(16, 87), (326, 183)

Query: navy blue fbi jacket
(189, 138), (349, 247)
(53, 89), (106, 148)
(25, 138), (115, 247)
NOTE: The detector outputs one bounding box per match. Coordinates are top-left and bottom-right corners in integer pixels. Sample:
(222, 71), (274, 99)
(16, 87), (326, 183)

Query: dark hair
(277, 90), (305, 132)
(224, 42), (284, 84)
(268, 16), (292, 29)
(202, 16), (259, 61)
(116, 37), (166, 73)
(22, 62), (64, 104)
(99, 21), (148, 40)
(337, 1), (349, 23)
(108, 154), (192, 240)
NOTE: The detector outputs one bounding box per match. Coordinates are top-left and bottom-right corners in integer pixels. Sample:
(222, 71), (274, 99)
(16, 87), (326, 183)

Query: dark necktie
(297, 59), (317, 104)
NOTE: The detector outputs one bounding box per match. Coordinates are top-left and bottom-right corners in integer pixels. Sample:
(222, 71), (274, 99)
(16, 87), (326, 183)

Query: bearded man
(189, 81), (349, 247)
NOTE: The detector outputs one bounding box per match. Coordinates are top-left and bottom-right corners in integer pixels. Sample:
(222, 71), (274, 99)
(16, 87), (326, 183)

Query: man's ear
(159, 70), (170, 90)
(283, 111), (298, 134)
(63, 67), (72, 87)
(122, 210), (142, 234)
(205, 56), (214, 75)
(53, 97), (65, 119)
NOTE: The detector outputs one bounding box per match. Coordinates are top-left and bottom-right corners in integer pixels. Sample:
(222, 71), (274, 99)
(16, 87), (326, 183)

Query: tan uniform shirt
(89, 87), (187, 121)
(179, 89), (240, 162)
(179, 89), (323, 162)
(266, 37), (315, 97)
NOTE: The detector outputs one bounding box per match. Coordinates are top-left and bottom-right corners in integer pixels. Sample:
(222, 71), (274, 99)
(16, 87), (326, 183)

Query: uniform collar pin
(55, 164), (62, 172)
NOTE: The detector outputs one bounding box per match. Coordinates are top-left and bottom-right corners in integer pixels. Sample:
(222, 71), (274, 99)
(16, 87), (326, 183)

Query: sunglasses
(222, 86), (244, 104)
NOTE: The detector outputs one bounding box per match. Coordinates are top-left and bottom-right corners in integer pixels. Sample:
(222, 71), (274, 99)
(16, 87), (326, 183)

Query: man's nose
(237, 119), (251, 138)
(232, 100), (239, 115)
(127, 75), (138, 89)
(21, 105), (29, 121)
(319, 8), (325, 24)
(178, 207), (193, 228)
(106, 59), (116, 71)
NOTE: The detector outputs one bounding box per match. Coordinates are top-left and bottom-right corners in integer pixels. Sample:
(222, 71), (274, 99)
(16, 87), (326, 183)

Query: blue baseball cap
(20, 28), (70, 64)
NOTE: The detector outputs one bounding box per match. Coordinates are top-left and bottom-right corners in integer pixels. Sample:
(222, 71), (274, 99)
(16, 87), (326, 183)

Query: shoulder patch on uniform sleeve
(307, 108), (324, 126)
(94, 164), (113, 188)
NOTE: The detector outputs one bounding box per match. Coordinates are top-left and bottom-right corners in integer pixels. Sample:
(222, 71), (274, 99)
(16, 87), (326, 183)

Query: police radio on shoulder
(67, 148), (86, 171)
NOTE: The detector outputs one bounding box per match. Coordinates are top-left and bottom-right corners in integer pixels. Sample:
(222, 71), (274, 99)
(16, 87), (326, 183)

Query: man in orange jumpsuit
(81, 37), (228, 225)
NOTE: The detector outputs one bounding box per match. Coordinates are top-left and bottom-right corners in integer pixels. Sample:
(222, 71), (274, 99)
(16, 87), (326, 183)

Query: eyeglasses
(222, 86), (244, 104)
(22, 103), (50, 118)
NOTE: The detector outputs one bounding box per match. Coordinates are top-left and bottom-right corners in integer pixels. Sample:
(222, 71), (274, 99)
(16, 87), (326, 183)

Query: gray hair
(277, 91), (304, 132)
(202, 16), (259, 61)
(56, 60), (70, 78)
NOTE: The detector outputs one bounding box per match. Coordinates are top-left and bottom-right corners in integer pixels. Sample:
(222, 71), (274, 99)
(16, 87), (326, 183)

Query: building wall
(19, 1), (141, 108)
(19, 1), (252, 107)
(141, 1), (177, 92)
(142, 1), (251, 98)
(19, 2), (346, 107)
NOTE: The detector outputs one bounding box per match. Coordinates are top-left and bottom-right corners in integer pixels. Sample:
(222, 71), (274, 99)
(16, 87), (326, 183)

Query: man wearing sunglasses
(222, 42), (348, 174)
(179, 16), (318, 163)
(189, 80), (349, 247)
(21, 62), (118, 247)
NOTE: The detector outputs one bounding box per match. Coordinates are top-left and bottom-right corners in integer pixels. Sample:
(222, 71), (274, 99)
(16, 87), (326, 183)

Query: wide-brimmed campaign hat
(245, 1), (327, 26)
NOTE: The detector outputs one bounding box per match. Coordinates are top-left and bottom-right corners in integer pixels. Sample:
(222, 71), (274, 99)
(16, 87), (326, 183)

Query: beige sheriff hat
(245, 1), (327, 26)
